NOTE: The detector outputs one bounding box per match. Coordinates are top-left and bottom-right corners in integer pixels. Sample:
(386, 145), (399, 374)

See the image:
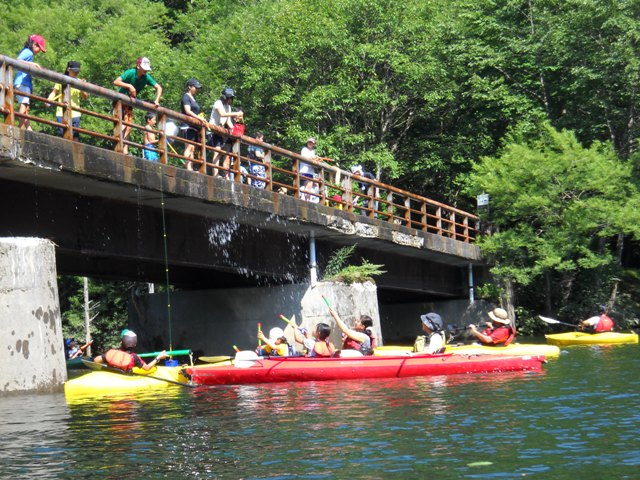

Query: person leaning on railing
(14, 34), (47, 131)
(47, 61), (89, 141)
(112, 56), (163, 155)
(179, 78), (208, 171)
(208, 87), (244, 179)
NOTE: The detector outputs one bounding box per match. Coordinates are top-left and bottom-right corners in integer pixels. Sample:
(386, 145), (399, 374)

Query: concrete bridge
(0, 54), (484, 392)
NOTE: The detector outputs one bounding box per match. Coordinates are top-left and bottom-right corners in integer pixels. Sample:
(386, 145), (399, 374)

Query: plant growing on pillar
(322, 245), (385, 284)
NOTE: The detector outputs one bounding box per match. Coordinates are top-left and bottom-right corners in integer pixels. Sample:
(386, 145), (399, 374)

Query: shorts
(180, 127), (200, 142)
(207, 133), (231, 152)
(144, 143), (159, 162)
(56, 116), (81, 139)
(15, 84), (31, 105)
(112, 102), (133, 124)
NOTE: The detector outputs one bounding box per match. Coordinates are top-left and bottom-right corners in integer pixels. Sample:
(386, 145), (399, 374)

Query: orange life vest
(104, 349), (136, 371)
(313, 340), (337, 358)
(595, 314), (614, 333)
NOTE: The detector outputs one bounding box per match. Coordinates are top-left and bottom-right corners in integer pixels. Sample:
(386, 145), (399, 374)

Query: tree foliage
(3, 0), (640, 326)
(467, 123), (640, 324)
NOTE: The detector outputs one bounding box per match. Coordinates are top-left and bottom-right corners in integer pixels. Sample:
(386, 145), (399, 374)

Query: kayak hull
(374, 344), (561, 359)
(64, 366), (189, 397)
(545, 331), (639, 346)
(186, 354), (544, 386)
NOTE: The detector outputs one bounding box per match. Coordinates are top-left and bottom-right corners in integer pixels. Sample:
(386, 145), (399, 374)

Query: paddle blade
(538, 315), (561, 325)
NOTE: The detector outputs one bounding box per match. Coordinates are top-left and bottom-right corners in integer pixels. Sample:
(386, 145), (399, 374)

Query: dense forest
(3, 0), (640, 343)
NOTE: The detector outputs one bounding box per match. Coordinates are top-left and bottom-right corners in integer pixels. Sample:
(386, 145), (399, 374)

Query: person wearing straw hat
(468, 307), (515, 345)
(256, 327), (294, 356)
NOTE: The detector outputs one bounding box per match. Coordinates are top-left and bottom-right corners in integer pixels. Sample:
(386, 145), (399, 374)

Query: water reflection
(1, 347), (639, 478)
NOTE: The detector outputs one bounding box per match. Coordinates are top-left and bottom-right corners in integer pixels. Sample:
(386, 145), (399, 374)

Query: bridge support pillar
(0, 238), (66, 394)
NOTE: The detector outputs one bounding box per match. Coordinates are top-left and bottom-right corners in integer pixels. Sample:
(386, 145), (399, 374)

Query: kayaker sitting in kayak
(292, 322), (337, 357)
(328, 307), (375, 356)
(94, 329), (168, 372)
(579, 305), (614, 333)
(468, 308), (515, 346)
(256, 327), (295, 356)
(414, 312), (447, 354)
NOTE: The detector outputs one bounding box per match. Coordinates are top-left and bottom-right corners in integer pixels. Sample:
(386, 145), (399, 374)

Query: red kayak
(186, 353), (545, 386)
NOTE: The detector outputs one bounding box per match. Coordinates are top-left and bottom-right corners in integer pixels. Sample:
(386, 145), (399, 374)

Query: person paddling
(579, 305), (614, 333)
(468, 308), (515, 346)
(256, 327), (294, 356)
(94, 329), (167, 372)
(327, 307), (374, 356)
(292, 322), (336, 358)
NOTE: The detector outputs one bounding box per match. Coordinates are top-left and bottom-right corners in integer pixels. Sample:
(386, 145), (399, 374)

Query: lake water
(1, 345), (638, 479)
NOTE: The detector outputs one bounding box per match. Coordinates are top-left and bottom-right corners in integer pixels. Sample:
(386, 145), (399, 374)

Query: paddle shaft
(538, 315), (578, 328)
(138, 349), (191, 359)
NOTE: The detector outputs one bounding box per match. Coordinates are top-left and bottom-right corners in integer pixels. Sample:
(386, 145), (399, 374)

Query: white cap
(269, 327), (285, 341)
(137, 57), (152, 71)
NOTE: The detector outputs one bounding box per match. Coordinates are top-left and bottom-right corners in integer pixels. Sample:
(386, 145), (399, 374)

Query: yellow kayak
(545, 331), (639, 346)
(64, 366), (190, 398)
(374, 343), (560, 359)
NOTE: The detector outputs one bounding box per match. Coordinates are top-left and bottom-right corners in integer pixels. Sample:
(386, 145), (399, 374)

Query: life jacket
(342, 335), (373, 355)
(429, 331), (447, 354)
(595, 314), (614, 333)
(365, 327), (377, 350)
(503, 325), (516, 346)
(104, 349), (136, 371)
(313, 339), (337, 358)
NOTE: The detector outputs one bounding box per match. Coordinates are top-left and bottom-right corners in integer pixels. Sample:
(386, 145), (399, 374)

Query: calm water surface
(1, 345), (638, 479)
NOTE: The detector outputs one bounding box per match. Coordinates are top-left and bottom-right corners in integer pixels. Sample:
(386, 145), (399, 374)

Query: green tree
(467, 123), (640, 323)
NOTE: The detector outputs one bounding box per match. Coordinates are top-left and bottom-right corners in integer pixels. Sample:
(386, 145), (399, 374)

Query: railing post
(462, 216), (469, 242)
(158, 112), (168, 165)
(343, 174), (353, 212)
(404, 197), (411, 226)
(294, 158), (302, 199)
(113, 100), (124, 153)
(1, 63), (14, 125)
(232, 138), (241, 183)
(436, 206), (442, 234)
(387, 192), (394, 222)
(62, 84), (73, 141)
(264, 150), (272, 191)
(198, 125), (207, 173)
(420, 202), (427, 231)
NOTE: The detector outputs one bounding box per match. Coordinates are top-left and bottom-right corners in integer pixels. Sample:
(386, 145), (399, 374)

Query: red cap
(30, 35), (46, 53)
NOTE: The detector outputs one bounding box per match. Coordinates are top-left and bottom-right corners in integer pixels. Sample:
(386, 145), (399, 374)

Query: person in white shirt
(299, 137), (318, 201)
(208, 87), (243, 178)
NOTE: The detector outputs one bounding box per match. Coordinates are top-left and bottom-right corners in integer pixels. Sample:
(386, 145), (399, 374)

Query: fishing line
(158, 163), (173, 352)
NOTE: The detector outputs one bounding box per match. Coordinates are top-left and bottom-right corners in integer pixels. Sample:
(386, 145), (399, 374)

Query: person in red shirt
(468, 307), (515, 346)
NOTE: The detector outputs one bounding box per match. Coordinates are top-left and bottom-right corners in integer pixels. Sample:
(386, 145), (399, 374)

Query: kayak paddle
(199, 355), (233, 364)
(538, 315), (578, 328)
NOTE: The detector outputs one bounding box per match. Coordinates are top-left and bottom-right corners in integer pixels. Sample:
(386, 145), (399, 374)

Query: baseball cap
(187, 78), (202, 88)
(30, 35), (46, 53)
(306, 137), (316, 144)
(136, 57), (152, 71)
(67, 61), (81, 72)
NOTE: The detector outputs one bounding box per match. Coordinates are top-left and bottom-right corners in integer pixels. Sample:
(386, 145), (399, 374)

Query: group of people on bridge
(11, 35), (377, 205)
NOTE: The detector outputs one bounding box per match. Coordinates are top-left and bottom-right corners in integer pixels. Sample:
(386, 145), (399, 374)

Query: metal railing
(1, 54), (478, 242)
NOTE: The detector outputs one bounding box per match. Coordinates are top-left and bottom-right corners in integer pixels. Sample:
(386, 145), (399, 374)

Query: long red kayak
(186, 353), (545, 386)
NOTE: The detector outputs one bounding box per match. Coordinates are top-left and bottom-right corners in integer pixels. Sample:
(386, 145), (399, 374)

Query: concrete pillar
(0, 238), (66, 393)
(301, 281), (383, 347)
